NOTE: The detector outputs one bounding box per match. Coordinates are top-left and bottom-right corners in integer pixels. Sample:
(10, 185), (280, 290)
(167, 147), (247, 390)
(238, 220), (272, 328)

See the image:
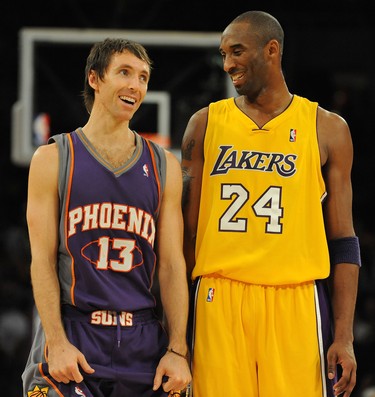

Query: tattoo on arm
(181, 167), (192, 209)
(182, 139), (195, 161)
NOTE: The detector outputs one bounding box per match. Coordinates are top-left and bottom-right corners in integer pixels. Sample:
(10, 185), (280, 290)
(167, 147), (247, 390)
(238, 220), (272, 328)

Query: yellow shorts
(189, 275), (334, 397)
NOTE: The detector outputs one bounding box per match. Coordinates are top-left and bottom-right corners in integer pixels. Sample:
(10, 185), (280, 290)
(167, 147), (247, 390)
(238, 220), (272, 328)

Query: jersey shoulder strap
(144, 138), (167, 195)
(48, 132), (72, 212)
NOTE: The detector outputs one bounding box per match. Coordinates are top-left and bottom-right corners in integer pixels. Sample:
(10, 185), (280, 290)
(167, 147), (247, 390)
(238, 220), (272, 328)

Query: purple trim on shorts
(316, 279), (336, 397)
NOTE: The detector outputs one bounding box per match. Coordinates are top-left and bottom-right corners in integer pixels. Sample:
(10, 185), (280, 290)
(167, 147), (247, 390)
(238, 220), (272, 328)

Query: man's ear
(88, 70), (99, 89)
(267, 39), (280, 57)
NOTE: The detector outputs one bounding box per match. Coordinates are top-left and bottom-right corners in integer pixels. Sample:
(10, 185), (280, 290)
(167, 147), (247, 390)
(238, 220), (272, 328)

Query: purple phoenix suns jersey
(50, 129), (166, 312)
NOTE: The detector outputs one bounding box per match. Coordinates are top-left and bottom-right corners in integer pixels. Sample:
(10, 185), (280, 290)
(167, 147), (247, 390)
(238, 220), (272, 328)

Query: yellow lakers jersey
(193, 95), (330, 284)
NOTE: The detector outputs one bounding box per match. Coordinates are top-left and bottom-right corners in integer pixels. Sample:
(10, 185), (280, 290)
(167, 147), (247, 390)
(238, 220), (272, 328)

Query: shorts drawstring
(116, 312), (121, 347)
(60, 305), (156, 349)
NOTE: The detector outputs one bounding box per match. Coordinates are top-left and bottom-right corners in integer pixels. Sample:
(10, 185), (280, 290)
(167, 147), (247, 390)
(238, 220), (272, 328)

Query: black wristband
(328, 236), (362, 267)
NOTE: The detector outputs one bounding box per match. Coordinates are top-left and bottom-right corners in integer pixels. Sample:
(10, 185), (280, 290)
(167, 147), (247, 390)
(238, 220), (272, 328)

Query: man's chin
(233, 85), (245, 95)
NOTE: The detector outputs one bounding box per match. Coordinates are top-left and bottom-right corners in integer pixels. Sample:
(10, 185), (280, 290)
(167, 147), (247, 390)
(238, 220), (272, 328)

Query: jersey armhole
(48, 133), (72, 212)
(147, 140), (167, 196)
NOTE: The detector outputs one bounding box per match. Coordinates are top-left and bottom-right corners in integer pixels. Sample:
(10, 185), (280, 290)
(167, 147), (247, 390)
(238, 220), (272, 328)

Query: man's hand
(47, 339), (95, 383)
(153, 351), (191, 393)
(327, 340), (357, 396)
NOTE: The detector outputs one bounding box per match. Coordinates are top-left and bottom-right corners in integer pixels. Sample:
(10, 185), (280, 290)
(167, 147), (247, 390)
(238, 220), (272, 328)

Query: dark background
(1, 1), (374, 396)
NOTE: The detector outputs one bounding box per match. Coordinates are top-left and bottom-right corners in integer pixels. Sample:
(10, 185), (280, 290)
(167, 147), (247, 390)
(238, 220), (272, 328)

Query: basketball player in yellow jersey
(181, 11), (361, 397)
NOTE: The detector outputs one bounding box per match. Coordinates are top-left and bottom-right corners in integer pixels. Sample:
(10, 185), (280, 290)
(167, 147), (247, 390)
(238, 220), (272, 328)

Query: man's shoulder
(48, 130), (76, 145)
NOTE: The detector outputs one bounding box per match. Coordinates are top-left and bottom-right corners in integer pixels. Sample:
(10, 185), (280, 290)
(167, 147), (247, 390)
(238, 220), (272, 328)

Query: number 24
(219, 184), (284, 233)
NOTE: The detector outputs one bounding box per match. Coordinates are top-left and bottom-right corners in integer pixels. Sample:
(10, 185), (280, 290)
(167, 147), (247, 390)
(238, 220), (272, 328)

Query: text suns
(91, 310), (133, 326)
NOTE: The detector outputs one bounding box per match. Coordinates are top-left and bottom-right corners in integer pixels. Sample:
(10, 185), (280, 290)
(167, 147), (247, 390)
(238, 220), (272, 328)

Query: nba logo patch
(75, 386), (86, 396)
(206, 288), (215, 302)
(289, 129), (297, 142)
(143, 164), (149, 177)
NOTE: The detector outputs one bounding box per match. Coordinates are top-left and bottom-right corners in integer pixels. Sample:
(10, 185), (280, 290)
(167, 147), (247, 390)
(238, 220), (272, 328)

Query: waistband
(62, 305), (157, 327)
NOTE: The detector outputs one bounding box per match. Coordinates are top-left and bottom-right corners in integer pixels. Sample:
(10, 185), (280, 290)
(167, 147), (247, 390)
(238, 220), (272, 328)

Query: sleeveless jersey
(193, 95), (330, 284)
(50, 129), (166, 311)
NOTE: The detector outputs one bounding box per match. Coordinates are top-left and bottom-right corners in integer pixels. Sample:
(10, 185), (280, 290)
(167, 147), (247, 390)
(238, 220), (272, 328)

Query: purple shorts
(23, 305), (169, 397)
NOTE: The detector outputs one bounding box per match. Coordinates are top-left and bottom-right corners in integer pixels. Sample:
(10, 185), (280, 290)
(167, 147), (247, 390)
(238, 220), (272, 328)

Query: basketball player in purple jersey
(23, 38), (191, 397)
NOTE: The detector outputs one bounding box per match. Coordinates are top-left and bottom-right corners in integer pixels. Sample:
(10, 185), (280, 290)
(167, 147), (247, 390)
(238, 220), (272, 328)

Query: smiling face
(219, 22), (271, 101)
(88, 50), (150, 122)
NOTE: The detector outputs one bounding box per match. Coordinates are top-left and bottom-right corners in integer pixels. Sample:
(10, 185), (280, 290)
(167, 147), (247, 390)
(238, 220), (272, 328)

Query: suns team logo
(27, 385), (49, 397)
